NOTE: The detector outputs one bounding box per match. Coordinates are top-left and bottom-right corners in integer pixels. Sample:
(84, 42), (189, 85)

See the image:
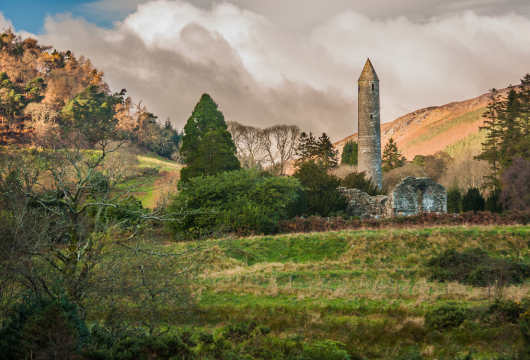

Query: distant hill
(334, 87), (512, 161)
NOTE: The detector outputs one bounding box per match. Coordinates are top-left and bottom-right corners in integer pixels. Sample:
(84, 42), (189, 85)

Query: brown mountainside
(334, 87), (511, 161)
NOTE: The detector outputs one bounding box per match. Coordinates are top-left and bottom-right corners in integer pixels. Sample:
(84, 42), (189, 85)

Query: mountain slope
(334, 87), (511, 161)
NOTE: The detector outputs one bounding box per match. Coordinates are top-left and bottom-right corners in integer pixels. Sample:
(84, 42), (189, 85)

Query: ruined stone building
(358, 59), (383, 190)
(347, 60), (447, 218)
(340, 177), (447, 219)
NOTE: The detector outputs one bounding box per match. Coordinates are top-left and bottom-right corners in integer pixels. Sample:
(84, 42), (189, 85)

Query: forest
(1, 30), (530, 360)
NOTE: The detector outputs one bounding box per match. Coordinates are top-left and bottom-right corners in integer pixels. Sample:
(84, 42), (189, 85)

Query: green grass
(404, 107), (487, 151)
(186, 226), (530, 359)
(137, 154), (183, 173)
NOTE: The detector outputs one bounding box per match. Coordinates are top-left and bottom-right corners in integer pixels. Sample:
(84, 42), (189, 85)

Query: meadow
(184, 225), (530, 359)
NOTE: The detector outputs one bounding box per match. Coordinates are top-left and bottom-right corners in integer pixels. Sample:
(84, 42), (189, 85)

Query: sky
(2, 0), (530, 141)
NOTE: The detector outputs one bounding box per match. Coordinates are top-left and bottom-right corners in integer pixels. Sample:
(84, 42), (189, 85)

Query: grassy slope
(133, 153), (182, 208)
(192, 226), (530, 359)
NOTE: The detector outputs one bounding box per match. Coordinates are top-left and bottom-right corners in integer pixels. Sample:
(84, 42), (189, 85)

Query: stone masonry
(385, 177), (447, 216)
(339, 187), (388, 218)
(358, 59), (383, 190)
(340, 177), (447, 218)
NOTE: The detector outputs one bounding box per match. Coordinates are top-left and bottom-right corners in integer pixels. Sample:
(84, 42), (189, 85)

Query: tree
(461, 188), (486, 213)
(499, 157), (530, 211)
(293, 161), (347, 217)
(485, 188), (503, 213)
(261, 124), (300, 175)
(341, 141), (358, 166)
(424, 151), (452, 182)
(382, 138), (406, 172)
(227, 121), (267, 169)
(180, 94), (240, 182)
(447, 185), (462, 214)
(341, 171), (380, 196)
(315, 133), (338, 170)
(295, 131), (318, 164)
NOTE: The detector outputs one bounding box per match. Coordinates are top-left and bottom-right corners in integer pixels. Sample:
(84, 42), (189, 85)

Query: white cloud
(0, 12), (14, 31)
(19, 0), (530, 141)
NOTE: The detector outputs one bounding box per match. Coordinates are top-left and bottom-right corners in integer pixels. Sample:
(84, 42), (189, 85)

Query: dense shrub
(83, 333), (194, 360)
(0, 293), (89, 360)
(462, 188), (486, 213)
(341, 171), (381, 196)
(486, 188), (503, 213)
(302, 340), (351, 360)
(425, 305), (468, 331)
(488, 299), (530, 324)
(427, 248), (530, 286)
(166, 169), (302, 237)
(447, 185), (462, 214)
(278, 211), (530, 235)
(293, 161), (347, 217)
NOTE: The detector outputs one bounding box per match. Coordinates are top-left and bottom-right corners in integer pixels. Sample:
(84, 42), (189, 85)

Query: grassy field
(187, 225), (530, 359)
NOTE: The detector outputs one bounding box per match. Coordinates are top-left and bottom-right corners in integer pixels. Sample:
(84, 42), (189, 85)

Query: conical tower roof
(358, 58), (379, 81)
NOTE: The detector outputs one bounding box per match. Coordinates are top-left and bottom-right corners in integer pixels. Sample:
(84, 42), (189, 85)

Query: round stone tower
(358, 58), (383, 190)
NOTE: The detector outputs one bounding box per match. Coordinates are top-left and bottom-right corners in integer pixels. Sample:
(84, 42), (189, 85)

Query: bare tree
(260, 124), (300, 175)
(0, 126), (204, 334)
(227, 121), (267, 169)
(439, 149), (491, 191)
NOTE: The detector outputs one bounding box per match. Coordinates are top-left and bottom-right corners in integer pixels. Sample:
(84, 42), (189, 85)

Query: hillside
(334, 87), (512, 161)
(189, 225), (530, 359)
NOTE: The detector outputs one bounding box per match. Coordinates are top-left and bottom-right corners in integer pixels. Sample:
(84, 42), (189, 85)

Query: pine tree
(461, 188), (485, 213)
(315, 133), (338, 169)
(179, 94), (240, 182)
(382, 138), (406, 172)
(295, 132), (317, 163)
(341, 141), (358, 166)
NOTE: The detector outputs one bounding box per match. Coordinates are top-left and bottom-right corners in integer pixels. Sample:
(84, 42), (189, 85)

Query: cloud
(25, 0), (530, 141)
(0, 12), (14, 31)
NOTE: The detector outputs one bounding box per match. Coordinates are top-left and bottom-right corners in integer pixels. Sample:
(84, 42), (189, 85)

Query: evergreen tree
(461, 187), (486, 213)
(295, 131), (317, 163)
(293, 161), (347, 217)
(315, 133), (338, 169)
(447, 185), (462, 214)
(485, 188), (503, 213)
(382, 138), (406, 172)
(341, 141), (358, 166)
(180, 94), (240, 182)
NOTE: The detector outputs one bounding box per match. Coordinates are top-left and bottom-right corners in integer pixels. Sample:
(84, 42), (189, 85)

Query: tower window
(372, 84), (375, 90)
(370, 113), (373, 119)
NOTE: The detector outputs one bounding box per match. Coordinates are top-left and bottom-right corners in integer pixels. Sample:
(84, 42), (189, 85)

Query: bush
(486, 188), (503, 213)
(83, 333), (194, 360)
(0, 292), (89, 360)
(488, 299), (530, 324)
(425, 305), (468, 331)
(341, 141), (358, 166)
(302, 340), (351, 360)
(166, 169), (302, 237)
(427, 248), (530, 286)
(293, 161), (347, 217)
(341, 171), (381, 196)
(447, 185), (462, 214)
(462, 188), (485, 213)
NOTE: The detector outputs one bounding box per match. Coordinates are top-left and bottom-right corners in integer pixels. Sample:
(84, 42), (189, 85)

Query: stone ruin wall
(340, 177), (447, 218)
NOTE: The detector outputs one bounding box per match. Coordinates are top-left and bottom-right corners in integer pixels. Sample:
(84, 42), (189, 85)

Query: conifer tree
(295, 131), (317, 163)
(315, 133), (338, 169)
(461, 187), (485, 213)
(447, 185), (462, 214)
(382, 138), (406, 172)
(341, 141), (358, 166)
(485, 188), (503, 213)
(180, 94), (240, 182)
